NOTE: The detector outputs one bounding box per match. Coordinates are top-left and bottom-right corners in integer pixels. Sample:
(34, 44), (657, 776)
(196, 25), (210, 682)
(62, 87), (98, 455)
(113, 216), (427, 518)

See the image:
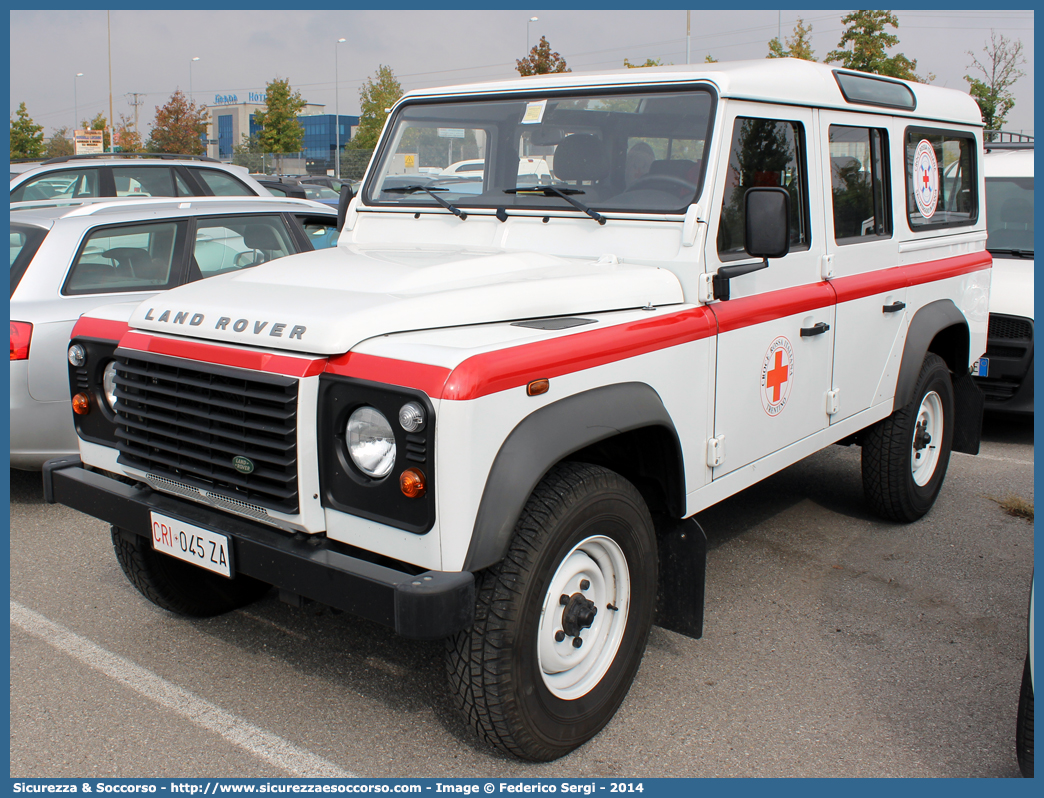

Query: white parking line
(10, 600), (356, 778)
(953, 451), (1034, 466)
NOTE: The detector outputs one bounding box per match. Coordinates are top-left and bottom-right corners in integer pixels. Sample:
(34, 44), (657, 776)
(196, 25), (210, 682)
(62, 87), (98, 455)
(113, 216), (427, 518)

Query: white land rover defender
(46, 60), (990, 761)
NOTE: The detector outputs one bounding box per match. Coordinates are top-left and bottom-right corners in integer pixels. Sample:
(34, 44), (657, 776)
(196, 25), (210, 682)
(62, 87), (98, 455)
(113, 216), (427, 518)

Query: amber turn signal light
(72, 392), (91, 415)
(527, 379), (549, 396)
(400, 467), (426, 498)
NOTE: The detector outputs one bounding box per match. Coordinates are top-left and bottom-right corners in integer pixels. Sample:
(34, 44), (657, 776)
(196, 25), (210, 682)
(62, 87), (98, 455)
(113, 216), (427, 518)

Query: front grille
(988, 314), (1033, 341)
(114, 351), (300, 513)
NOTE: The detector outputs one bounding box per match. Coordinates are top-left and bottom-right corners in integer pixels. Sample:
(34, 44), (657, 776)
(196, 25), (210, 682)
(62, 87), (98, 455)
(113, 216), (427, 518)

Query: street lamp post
(335, 37), (346, 179)
(527, 16), (538, 53)
(189, 56), (200, 104)
(74, 72), (83, 132)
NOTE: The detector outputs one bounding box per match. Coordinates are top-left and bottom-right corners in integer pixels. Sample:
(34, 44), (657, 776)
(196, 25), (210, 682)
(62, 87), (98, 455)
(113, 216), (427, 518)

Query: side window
(112, 167), (175, 198)
(717, 117), (810, 258)
(828, 125), (891, 243)
(905, 128), (978, 229)
(11, 169), (100, 202)
(194, 169), (255, 196)
(191, 215), (294, 279)
(63, 221), (184, 295)
(295, 215), (340, 250)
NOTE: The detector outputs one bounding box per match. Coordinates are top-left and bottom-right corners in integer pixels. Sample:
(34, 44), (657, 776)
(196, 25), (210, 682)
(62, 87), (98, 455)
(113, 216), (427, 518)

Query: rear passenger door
(707, 105), (835, 478)
(818, 115), (906, 422)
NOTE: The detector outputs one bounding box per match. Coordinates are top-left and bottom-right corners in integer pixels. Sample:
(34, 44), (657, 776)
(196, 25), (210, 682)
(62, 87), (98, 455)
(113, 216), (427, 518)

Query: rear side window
(112, 166), (176, 198)
(828, 125), (891, 242)
(11, 168), (100, 202)
(905, 128), (978, 230)
(717, 117), (811, 258)
(191, 215), (295, 278)
(10, 224), (48, 296)
(194, 169), (255, 196)
(63, 221), (185, 295)
(985, 176), (1033, 255)
(295, 214), (340, 250)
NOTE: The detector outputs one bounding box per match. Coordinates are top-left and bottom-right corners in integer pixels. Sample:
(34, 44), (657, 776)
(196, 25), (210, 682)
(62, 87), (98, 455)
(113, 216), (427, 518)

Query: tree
(348, 65), (403, 151)
(147, 90), (208, 155)
(704, 54), (718, 63)
(80, 112), (112, 151)
(768, 18), (816, 61)
(624, 58), (663, 68)
(516, 36), (571, 76)
(11, 102), (45, 159)
(113, 112), (144, 153)
(252, 77), (307, 170)
(826, 11), (932, 83)
(44, 126), (75, 158)
(231, 133), (266, 173)
(965, 31), (1026, 133)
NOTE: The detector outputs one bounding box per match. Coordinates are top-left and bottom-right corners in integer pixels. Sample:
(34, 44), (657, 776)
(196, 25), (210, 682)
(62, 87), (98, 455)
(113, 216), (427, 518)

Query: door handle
(882, 301), (906, 313)
(800, 321), (830, 337)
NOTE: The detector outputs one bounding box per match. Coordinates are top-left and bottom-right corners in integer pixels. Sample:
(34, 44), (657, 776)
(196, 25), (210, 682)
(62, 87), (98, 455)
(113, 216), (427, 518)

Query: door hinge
(820, 253), (835, 280)
(706, 435), (726, 467)
(826, 389), (840, 416)
(698, 273), (715, 304)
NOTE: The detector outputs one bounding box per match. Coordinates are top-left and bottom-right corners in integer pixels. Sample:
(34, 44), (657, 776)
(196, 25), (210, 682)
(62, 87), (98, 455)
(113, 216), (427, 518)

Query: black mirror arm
(712, 259), (769, 301)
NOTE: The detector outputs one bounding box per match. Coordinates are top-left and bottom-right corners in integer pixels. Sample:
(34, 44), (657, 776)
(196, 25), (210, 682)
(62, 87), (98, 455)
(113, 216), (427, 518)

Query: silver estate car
(10, 196), (340, 469)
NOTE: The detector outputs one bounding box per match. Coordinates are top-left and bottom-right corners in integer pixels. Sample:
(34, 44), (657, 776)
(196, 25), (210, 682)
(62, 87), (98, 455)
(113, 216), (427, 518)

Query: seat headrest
(243, 224), (282, 250)
(553, 134), (609, 182)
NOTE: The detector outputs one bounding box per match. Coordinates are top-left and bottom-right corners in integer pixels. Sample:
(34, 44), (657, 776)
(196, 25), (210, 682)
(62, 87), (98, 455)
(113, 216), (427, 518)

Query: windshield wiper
(505, 186), (605, 225)
(987, 247), (1034, 258)
(383, 184), (467, 219)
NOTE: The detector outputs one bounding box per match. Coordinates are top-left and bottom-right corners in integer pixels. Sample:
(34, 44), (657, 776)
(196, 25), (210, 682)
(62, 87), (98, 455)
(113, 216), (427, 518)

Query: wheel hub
(560, 592), (598, 639)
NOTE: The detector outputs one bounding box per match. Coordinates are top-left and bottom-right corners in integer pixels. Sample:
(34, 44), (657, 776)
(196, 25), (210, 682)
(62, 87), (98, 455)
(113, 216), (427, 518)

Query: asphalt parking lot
(9, 414), (1033, 778)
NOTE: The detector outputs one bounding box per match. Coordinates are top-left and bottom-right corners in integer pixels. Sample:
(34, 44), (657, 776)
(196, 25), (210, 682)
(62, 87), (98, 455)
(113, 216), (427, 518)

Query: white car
(10, 196), (338, 468)
(11, 154), (272, 202)
(974, 141), (1033, 413)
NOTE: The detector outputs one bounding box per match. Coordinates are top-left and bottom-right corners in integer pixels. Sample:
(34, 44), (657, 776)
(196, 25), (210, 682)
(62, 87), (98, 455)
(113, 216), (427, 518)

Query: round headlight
(398, 401), (426, 433)
(102, 361), (118, 410)
(346, 406), (396, 478)
(68, 344), (86, 367)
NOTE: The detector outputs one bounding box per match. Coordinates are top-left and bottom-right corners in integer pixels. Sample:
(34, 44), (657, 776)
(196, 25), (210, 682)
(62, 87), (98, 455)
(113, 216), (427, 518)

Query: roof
(399, 58), (983, 126)
(983, 148), (1034, 178)
(9, 195), (336, 226)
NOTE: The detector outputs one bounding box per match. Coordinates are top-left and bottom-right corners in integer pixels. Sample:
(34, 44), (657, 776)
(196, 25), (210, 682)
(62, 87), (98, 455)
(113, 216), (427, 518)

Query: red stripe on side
(831, 251), (992, 303)
(713, 281), (836, 334)
(119, 331), (327, 378)
(443, 307), (717, 401)
(324, 352), (452, 397)
(71, 317), (131, 342)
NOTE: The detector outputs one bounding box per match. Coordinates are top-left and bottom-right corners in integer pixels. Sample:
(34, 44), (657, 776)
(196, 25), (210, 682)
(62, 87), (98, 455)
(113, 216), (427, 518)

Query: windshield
(985, 176), (1033, 255)
(10, 223), (47, 296)
(365, 88), (715, 215)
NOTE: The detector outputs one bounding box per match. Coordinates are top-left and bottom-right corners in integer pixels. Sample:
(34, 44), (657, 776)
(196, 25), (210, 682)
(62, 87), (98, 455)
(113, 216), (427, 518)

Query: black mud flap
(952, 370), (985, 455)
(654, 516), (707, 639)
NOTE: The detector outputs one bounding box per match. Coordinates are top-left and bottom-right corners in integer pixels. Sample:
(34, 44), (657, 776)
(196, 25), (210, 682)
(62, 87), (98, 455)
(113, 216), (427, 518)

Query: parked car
(256, 179), (308, 200)
(298, 175), (350, 192)
(10, 154), (271, 202)
(10, 195), (339, 469)
(973, 138), (1034, 413)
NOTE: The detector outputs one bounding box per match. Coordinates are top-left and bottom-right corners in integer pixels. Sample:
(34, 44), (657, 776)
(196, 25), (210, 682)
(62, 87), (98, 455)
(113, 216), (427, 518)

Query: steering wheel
(102, 247), (146, 278)
(627, 174), (700, 195)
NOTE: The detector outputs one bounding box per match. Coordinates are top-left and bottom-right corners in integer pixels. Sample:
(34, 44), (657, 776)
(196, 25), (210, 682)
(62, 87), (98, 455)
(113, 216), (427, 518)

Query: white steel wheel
(910, 390), (944, 486)
(538, 535), (630, 700)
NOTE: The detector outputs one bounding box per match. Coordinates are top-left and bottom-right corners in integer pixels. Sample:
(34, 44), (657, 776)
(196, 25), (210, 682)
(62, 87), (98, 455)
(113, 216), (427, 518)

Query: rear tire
(111, 526), (270, 617)
(446, 462), (657, 761)
(862, 353), (954, 522)
(1017, 654), (1034, 778)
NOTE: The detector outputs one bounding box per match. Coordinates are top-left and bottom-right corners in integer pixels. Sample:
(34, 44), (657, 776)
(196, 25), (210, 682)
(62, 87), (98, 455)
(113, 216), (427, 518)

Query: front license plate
(976, 357), (989, 378)
(150, 512), (232, 578)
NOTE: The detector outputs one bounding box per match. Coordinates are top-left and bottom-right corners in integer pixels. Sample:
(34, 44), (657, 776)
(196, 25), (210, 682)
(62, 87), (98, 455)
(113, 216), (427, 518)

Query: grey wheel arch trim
(895, 299), (968, 407)
(462, 382), (684, 572)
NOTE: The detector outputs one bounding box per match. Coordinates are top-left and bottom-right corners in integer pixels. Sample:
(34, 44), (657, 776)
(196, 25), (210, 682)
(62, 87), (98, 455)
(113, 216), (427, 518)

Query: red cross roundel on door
(761, 336), (794, 416)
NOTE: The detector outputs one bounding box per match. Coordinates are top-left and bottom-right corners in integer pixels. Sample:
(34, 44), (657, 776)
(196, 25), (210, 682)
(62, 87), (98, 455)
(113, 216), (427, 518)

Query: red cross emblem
(765, 349), (789, 402)
(922, 165), (931, 191)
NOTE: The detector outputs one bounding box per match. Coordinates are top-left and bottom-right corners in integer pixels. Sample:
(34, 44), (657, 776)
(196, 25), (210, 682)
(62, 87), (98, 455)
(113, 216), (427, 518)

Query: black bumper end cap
(42, 454), (83, 504)
(395, 571), (475, 640)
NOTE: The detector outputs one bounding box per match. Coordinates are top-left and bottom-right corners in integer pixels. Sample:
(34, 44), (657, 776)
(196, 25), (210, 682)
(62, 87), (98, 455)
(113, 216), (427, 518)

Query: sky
(9, 8), (1036, 139)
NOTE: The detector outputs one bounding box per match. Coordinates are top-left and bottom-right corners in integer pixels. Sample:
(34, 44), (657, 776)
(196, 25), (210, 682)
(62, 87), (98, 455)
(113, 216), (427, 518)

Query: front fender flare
(462, 382), (683, 572)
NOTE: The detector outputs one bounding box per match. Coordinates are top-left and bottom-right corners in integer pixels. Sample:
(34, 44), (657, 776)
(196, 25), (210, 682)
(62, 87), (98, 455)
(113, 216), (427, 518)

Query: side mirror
(744, 186), (790, 259)
(336, 182), (355, 232)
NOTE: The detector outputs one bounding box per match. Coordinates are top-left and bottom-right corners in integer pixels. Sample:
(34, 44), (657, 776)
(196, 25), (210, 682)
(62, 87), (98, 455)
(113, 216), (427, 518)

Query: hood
(988, 258), (1034, 321)
(129, 245), (685, 355)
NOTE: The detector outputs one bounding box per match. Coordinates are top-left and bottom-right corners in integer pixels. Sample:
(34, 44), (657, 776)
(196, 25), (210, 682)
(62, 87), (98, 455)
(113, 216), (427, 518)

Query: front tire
(446, 462), (657, 761)
(111, 526), (270, 617)
(1017, 654), (1034, 778)
(862, 353), (954, 522)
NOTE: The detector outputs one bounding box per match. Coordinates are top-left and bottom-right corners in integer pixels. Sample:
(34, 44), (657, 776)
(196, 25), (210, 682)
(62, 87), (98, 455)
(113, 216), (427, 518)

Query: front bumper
(43, 457), (474, 640)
